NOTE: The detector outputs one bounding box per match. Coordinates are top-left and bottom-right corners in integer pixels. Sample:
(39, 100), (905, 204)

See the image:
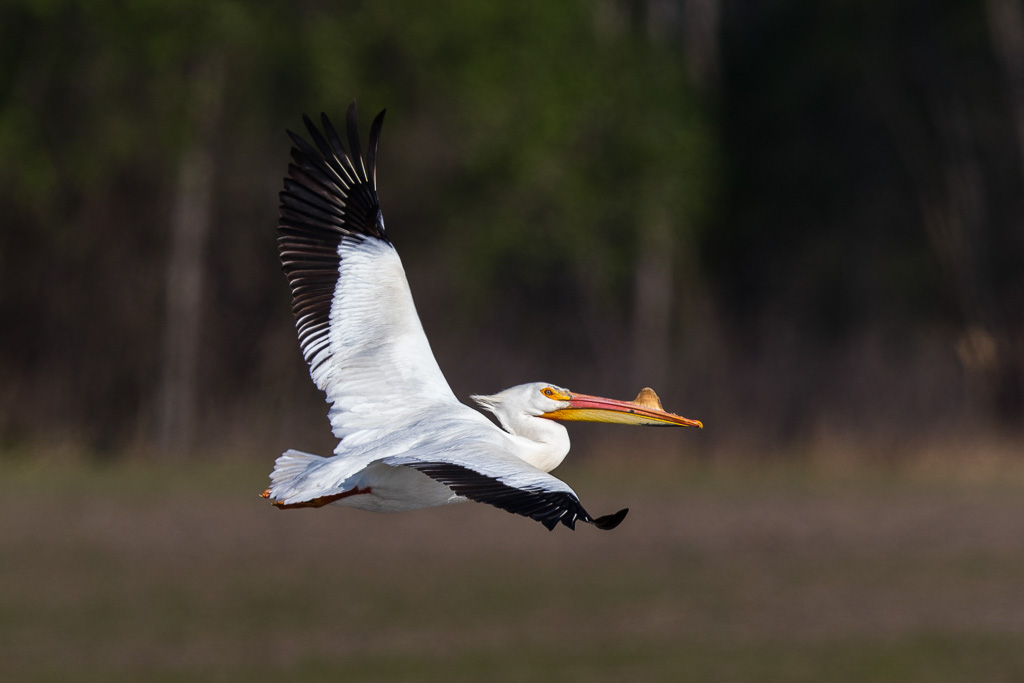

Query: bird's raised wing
(383, 450), (629, 531)
(278, 102), (457, 442)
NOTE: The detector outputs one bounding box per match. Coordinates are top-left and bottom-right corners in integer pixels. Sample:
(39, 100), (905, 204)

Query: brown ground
(3, 457), (1024, 681)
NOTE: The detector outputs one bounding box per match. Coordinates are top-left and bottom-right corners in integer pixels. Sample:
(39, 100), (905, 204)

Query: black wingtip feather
(345, 101), (364, 174)
(367, 109), (386, 185)
(302, 113), (335, 162)
(590, 508), (629, 530)
(278, 101), (389, 382)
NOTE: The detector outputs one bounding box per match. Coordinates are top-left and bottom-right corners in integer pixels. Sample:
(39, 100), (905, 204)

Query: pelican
(261, 102), (702, 531)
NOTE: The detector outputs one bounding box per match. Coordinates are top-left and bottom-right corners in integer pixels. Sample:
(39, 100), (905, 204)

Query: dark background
(2, 0), (1022, 460)
(4, 3), (1024, 680)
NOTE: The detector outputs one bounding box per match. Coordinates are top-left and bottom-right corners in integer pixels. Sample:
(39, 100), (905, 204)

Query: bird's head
(471, 382), (702, 428)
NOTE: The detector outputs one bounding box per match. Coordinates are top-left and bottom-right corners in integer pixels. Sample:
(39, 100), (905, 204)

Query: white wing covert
(278, 103), (457, 443)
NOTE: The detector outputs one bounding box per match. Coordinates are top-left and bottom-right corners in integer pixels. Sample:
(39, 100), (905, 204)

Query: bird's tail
(263, 449), (326, 502)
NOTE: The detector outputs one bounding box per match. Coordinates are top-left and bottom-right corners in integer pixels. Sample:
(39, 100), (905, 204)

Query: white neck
(494, 413), (570, 473)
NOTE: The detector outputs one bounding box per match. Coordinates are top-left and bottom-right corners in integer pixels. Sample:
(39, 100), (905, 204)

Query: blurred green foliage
(0, 0), (1022, 454)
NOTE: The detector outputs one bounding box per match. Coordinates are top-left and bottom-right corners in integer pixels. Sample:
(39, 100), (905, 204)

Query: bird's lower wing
(382, 453), (628, 531)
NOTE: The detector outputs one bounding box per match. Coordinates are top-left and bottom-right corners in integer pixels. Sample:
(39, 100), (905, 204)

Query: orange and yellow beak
(542, 387), (703, 428)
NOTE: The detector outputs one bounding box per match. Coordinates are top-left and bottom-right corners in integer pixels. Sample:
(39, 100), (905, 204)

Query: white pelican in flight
(261, 102), (702, 531)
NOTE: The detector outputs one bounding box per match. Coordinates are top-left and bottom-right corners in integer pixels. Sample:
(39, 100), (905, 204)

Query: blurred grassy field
(3, 453), (1024, 682)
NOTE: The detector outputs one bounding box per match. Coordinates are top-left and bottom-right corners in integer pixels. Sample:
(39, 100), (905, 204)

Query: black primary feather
(277, 100), (388, 374)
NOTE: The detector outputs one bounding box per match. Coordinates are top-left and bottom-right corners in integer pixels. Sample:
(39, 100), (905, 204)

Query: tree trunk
(985, 0), (1024, 425)
(631, 209), (675, 385)
(155, 57), (226, 455)
(986, 0), (1024, 188)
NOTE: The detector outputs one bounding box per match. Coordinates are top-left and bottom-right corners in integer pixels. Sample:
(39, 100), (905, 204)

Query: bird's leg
(261, 486), (372, 509)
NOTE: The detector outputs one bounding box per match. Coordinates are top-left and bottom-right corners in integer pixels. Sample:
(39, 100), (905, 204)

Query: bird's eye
(542, 387), (555, 397)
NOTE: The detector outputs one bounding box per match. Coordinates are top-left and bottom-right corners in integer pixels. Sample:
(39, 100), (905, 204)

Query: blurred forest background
(6, 2), (1024, 681)
(2, 0), (1023, 462)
